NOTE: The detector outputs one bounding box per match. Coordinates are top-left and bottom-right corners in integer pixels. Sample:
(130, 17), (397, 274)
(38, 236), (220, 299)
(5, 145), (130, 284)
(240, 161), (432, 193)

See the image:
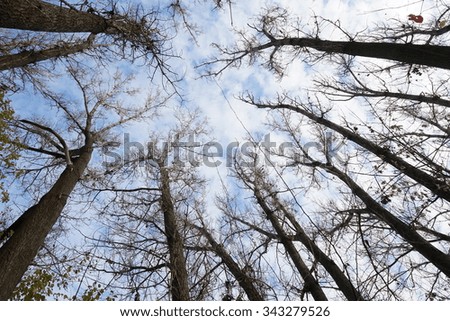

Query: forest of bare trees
(0, 0), (449, 301)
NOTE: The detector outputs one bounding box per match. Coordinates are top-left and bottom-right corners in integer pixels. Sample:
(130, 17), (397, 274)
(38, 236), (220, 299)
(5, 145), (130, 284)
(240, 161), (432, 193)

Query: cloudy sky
(3, 0), (440, 220)
(153, 0), (434, 195)
(3, 0), (440, 224)
(2, 0), (446, 300)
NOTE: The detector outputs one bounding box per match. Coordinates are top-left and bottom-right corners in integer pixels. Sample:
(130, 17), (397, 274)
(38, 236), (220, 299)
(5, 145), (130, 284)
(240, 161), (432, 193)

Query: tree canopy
(1, 0), (449, 302)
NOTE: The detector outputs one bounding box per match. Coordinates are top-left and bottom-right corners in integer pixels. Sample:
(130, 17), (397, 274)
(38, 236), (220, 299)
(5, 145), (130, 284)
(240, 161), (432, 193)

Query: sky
(157, 0), (435, 203)
(2, 0), (448, 300)
(7, 0), (437, 183)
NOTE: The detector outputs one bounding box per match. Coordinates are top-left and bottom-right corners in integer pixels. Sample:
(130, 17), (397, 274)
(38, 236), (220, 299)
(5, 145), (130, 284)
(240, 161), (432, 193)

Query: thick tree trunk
(262, 38), (450, 70)
(0, 35), (96, 71)
(0, 0), (107, 33)
(198, 226), (265, 301)
(0, 140), (93, 300)
(159, 168), (190, 301)
(253, 189), (328, 301)
(254, 102), (450, 203)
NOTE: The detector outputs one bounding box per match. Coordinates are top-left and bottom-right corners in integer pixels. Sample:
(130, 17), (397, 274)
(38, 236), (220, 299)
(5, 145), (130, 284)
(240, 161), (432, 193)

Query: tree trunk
(262, 38), (450, 70)
(197, 226), (265, 301)
(320, 163), (450, 278)
(272, 196), (364, 301)
(0, 0), (107, 33)
(159, 167), (190, 301)
(254, 102), (450, 203)
(0, 139), (93, 300)
(253, 188), (328, 301)
(0, 35), (96, 71)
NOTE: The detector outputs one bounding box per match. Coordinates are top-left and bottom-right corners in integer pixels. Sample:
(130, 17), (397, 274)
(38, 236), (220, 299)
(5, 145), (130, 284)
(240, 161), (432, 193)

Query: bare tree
(0, 0), (168, 69)
(202, 5), (450, 77)
(192, 222), (265, 301)
(0, 0), (213, 96)
(230, 152), (364, 300)
(81, 106), (269, 301)
(0, 64), (159, 300)
(73, 108), (211, 300)
(201, 3), (450, 300)
(241, 98), (449, 298)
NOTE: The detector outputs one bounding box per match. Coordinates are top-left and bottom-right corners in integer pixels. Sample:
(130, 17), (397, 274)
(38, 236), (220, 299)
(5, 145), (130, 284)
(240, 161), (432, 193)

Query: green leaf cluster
(11, 259), (117, 301)
(11, 268), (57, 301)
(0, 91), (20, 203)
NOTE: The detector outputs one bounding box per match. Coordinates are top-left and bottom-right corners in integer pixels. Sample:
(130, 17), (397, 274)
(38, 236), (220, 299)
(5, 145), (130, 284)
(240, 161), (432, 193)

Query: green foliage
(11, 268), (58, 301)
(0, 91), (20, 203)
(11, 256), (117, 301)
(80, 281), (106, 301)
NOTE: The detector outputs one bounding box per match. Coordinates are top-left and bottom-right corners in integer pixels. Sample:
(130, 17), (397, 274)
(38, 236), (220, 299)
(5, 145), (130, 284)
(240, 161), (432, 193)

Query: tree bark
(159, 167), (190, 301)
(197, 226), (265, 301)
(315, 162), (450, 278)
(0, 138), (93, 300)
(0, 0), (107, 33)
(0, 35), (96, 71)
(253, 188), (328, 301)
(253, 101), (450, 203)
(258, 37), (450, 70)
(271, 196), (364, 300)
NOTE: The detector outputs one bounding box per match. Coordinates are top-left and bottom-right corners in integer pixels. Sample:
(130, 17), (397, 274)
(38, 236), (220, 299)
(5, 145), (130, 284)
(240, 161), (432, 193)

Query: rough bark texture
(0, 138), (93, 300)
(198, 226), (265, 301)
(159, 167), (190, 301)
(0, 0), (107, 33)
(0, 35), (96, 71)
(262, 38), (450, 70)
(253, 188), (328, 301)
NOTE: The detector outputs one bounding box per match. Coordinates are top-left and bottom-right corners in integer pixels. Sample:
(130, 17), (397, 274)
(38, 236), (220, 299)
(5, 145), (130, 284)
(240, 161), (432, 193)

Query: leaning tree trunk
(253, 101), (450, 203)
(319, 162), (450, 278)
(0, 34), (96, 71)
(0, 139), (93, 300)
(159, 167), (190, 301)
(0, 0), (107, 33)
(270, 195), (364, 301)
(258, 38), (450, 70)
(197, 226), (265, 301)
(253, 188), (328, 301)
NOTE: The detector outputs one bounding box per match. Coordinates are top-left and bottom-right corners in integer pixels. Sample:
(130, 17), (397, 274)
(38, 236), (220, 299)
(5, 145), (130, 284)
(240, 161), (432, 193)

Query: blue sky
(4, 0), (440, 227)
(2, 0), (449, 300)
